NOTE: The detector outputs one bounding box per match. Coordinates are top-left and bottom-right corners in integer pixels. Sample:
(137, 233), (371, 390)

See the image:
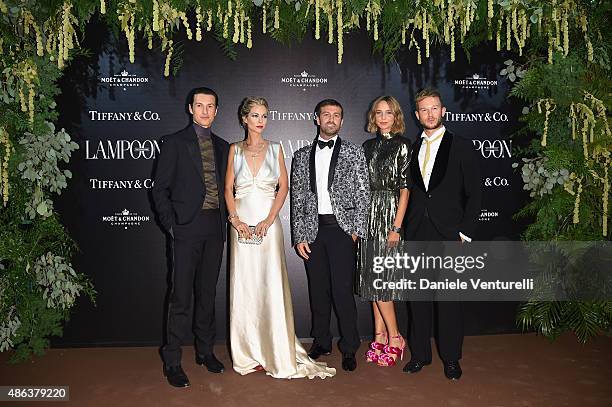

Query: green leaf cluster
(510, 2), (611, 342)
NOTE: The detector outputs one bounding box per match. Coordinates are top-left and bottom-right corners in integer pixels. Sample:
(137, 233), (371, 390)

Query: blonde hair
(366, 96), (405, 134)
(239, 96), (269, 127)
(415, 88), (444, 110)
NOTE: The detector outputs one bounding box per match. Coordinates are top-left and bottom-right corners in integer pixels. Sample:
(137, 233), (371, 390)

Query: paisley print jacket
(290, 137), (370, 245)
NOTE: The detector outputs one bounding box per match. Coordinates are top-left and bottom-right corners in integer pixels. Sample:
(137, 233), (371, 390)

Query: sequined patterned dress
(357, 133), (412, 301)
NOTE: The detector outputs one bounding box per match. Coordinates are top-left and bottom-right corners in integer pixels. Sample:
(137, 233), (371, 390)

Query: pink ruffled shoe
(365, 332), (388, 363)
(377, 335), (405, 367)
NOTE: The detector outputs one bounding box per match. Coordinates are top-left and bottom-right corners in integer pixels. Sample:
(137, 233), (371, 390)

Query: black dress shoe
(163, 365), (190, 388)
(443, 360), (462, 380)
(307, 343), (331, 360)
(196, 353), (225, 373)
(403, 359), (431, 374)
(341, 353), (357, 371)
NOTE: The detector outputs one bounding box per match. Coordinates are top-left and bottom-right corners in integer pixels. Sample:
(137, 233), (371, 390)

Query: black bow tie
(317, 139), (335, 149)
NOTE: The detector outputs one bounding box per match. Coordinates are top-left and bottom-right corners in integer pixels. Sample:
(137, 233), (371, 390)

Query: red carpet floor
(1, 333), (611, 407)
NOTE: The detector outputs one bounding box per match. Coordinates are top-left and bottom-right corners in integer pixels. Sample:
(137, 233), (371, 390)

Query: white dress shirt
(315, 135), (337, 214)
(417, 126), (471, 242)
(418, 126), (446, 191)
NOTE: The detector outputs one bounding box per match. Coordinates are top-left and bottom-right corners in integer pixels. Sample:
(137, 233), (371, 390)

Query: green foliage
(510, 49), (611, 241)
(518, 301), (612, 343)
(8, 295), (69, 363)
(510, 53), (585, 106)
(509, 2), (612, 342)
(0, 304), (20, 352)
(17, 122), (78, 218)
(32, 252), (85, 310)
(0, 168), (94, 362)
(514, 157), (570, 199)
(1, 7), (93, 362)
(372, 1), (410, 62)
(267, 0), (309, 45)
(213, 23), (238, 60)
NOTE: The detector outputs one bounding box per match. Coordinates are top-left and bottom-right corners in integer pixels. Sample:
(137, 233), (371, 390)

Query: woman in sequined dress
(358, 96), (411, 367)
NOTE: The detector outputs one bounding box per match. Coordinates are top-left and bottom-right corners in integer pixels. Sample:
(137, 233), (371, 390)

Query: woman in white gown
(224, 97), (335, 379)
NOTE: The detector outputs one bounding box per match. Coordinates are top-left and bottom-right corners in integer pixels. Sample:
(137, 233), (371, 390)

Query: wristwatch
(390, 225), (402, 234)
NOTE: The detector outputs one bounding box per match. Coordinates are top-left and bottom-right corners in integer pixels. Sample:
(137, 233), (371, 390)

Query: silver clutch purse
(238, 226), (263, 245)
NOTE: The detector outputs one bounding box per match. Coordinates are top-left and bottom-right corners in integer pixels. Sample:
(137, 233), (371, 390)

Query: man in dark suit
(403, 88), (482, 380)
(152, 87), (229, 388)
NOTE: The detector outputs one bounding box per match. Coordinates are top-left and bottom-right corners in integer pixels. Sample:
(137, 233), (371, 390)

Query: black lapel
(309, 138), (318, 193)
(410, 137), (426, 192)
(186, 126), (205, 183)
(211, 133), (224, 195)
(428, 131), (452, 191)
(328, 137), (341, 189)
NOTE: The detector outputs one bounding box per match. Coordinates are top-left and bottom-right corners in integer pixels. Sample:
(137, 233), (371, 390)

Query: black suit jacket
(151, 125), (230, 240)
(404, 130), (482, 241)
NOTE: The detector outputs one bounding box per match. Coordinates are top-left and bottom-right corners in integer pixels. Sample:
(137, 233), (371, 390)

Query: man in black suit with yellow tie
(403, 88), (482, 380)
(152, 87), (229, 387)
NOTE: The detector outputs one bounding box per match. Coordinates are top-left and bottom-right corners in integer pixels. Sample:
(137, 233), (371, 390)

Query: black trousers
(161, 209), (224, 367)
(408, 216), (463, 363)
(305, 216), (360, 354)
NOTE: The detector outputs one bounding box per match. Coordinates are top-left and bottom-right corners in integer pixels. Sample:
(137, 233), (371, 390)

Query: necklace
(244, 140), (266, 158)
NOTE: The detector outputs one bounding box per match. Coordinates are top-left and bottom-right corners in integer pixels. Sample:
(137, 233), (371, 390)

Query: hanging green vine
(508, 1), (611, 342)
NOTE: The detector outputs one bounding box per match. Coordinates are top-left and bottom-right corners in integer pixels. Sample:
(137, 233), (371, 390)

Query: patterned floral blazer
(290, 137), (370, 245)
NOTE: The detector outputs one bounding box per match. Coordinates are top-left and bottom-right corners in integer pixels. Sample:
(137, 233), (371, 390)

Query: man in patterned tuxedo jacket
(290, 99), (370, 372)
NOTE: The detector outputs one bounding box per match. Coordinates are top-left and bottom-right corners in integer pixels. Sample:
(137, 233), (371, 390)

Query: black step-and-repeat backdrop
(55, 23), (528, 346)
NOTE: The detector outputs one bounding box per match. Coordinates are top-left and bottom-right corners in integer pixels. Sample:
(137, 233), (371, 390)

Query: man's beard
(421, 117), (443, 130)
(320, 122), (339, 137)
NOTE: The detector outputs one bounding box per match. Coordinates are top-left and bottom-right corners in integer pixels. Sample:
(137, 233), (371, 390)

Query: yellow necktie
(420, 131), (445, 180)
